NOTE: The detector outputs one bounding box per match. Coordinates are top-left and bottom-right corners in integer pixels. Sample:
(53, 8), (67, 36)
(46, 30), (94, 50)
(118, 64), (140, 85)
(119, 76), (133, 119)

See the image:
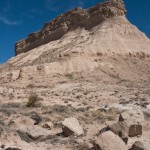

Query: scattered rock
(119, 109), (144, 137)
(94, 131), (128, 150)
(42, 122), (53, 130)
(10, 116), (35, 129)
(62, 117), (84, 136)
(129, 140), (150, 150)
(119, 109), (144, 124)
(109, 123), (128, 144)
(18, 125), (49, 140)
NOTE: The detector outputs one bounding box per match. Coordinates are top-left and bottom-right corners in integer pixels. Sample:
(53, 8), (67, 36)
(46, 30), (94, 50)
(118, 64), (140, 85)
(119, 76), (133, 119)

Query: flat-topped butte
(15, 0), (126, 55)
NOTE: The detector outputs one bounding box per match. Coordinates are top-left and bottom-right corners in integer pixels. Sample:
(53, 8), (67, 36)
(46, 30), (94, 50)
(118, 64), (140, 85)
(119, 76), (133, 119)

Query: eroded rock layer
(15, 0), (126, 55)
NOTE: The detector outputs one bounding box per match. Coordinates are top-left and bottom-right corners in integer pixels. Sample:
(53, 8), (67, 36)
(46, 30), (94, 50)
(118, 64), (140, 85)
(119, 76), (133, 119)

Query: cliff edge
(15, 0), (126, 55)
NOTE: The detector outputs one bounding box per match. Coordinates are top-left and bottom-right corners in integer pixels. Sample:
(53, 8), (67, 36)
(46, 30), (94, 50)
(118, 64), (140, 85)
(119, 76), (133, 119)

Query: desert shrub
(26, 93), (41, 107)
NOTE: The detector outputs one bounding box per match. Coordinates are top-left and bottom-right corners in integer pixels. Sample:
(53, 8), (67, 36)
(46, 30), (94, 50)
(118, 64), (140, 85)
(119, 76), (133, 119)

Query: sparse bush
(26, 93), (41, 107)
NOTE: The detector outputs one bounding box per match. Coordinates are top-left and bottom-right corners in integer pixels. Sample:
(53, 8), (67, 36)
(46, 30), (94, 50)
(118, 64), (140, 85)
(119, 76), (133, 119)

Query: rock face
(15, 0), (126, 55)
(119, 109), (144, 124)
(119, 109), (144, 137)
(94, 131), (128, 150)
(130, 141), (150, 150)
(62, 117), (84, 136)
(109, 123), (129, 144)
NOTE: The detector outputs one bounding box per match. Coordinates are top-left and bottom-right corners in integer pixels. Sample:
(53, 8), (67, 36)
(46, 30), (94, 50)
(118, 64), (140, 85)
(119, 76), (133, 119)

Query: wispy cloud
(0, 16), (20, 25)
(22, 9), (43, 19)
(79, 1), (85, 7)
(45, 0), (86, 12)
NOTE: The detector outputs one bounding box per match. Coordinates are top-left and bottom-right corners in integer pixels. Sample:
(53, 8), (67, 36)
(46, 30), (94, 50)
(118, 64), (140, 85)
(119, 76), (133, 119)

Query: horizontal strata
(15, 0), (126, 55)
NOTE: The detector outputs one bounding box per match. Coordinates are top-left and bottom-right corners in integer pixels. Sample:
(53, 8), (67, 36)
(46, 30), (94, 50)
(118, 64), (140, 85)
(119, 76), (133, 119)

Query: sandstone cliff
(15, 0), (126, 55)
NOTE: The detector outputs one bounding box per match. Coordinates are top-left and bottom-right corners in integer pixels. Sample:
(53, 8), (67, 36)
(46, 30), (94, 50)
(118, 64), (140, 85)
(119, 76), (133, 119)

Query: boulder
(97, 123), (128, 144)
(10, 116), (35, 129)
(94, 131), (128, 150)
(128, 124), (142, 137)
(18, 125), (49, 140)
(62, 117), (84, 136)
(119, 109), (144, 137)
(119, 109), (144, 124)
(109, 123), (128, 144)
(129, 141), (150, 150)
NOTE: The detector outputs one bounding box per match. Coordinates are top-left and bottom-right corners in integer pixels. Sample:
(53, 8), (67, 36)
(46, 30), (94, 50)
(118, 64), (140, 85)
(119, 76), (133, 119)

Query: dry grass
(26, 93), (42, 107)
(80, 107), (120, 124)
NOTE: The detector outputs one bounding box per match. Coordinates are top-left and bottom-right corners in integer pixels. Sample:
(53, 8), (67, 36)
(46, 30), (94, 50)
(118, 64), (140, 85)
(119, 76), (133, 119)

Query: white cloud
(0, 16), (20, 25)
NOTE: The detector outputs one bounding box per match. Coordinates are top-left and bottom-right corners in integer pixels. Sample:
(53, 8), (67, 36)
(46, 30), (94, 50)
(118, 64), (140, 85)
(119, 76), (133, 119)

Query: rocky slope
(0, 0), (150, 150)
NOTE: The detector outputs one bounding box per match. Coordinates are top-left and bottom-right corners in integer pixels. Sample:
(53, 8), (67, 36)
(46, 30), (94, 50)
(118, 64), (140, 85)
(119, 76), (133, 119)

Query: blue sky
(0, 0), (150, 64)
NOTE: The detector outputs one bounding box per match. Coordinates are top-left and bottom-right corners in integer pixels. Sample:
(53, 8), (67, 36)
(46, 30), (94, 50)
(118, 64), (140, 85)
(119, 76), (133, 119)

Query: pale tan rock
(10, 116), (35, 129)
(62, 117), (84, 136)
(119, 109), (144, 124)
(119, 109), (144, 137)
(130, 140), (150, 150)
(18, 125), (49, 140)
(94, 131), (128, 150)
(109, 123), (128, 144)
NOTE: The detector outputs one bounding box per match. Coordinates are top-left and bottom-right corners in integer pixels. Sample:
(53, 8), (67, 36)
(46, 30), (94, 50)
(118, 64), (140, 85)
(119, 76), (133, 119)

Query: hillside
(0, 0), (150, 150)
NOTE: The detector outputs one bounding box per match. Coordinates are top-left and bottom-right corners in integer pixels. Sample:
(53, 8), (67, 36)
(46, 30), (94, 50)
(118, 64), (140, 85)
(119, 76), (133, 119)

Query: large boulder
(119, 109), (144, 124)
(129, 141), (150, 150)
(109, 123), (128, 144)
(10, 116), (35, 129)
(119, 109), (144, 137)
(97, 124), (128, 144)
(62, 117), (84, 137)
(18, 125), (49, 140)
(94, 131), (128, 150)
